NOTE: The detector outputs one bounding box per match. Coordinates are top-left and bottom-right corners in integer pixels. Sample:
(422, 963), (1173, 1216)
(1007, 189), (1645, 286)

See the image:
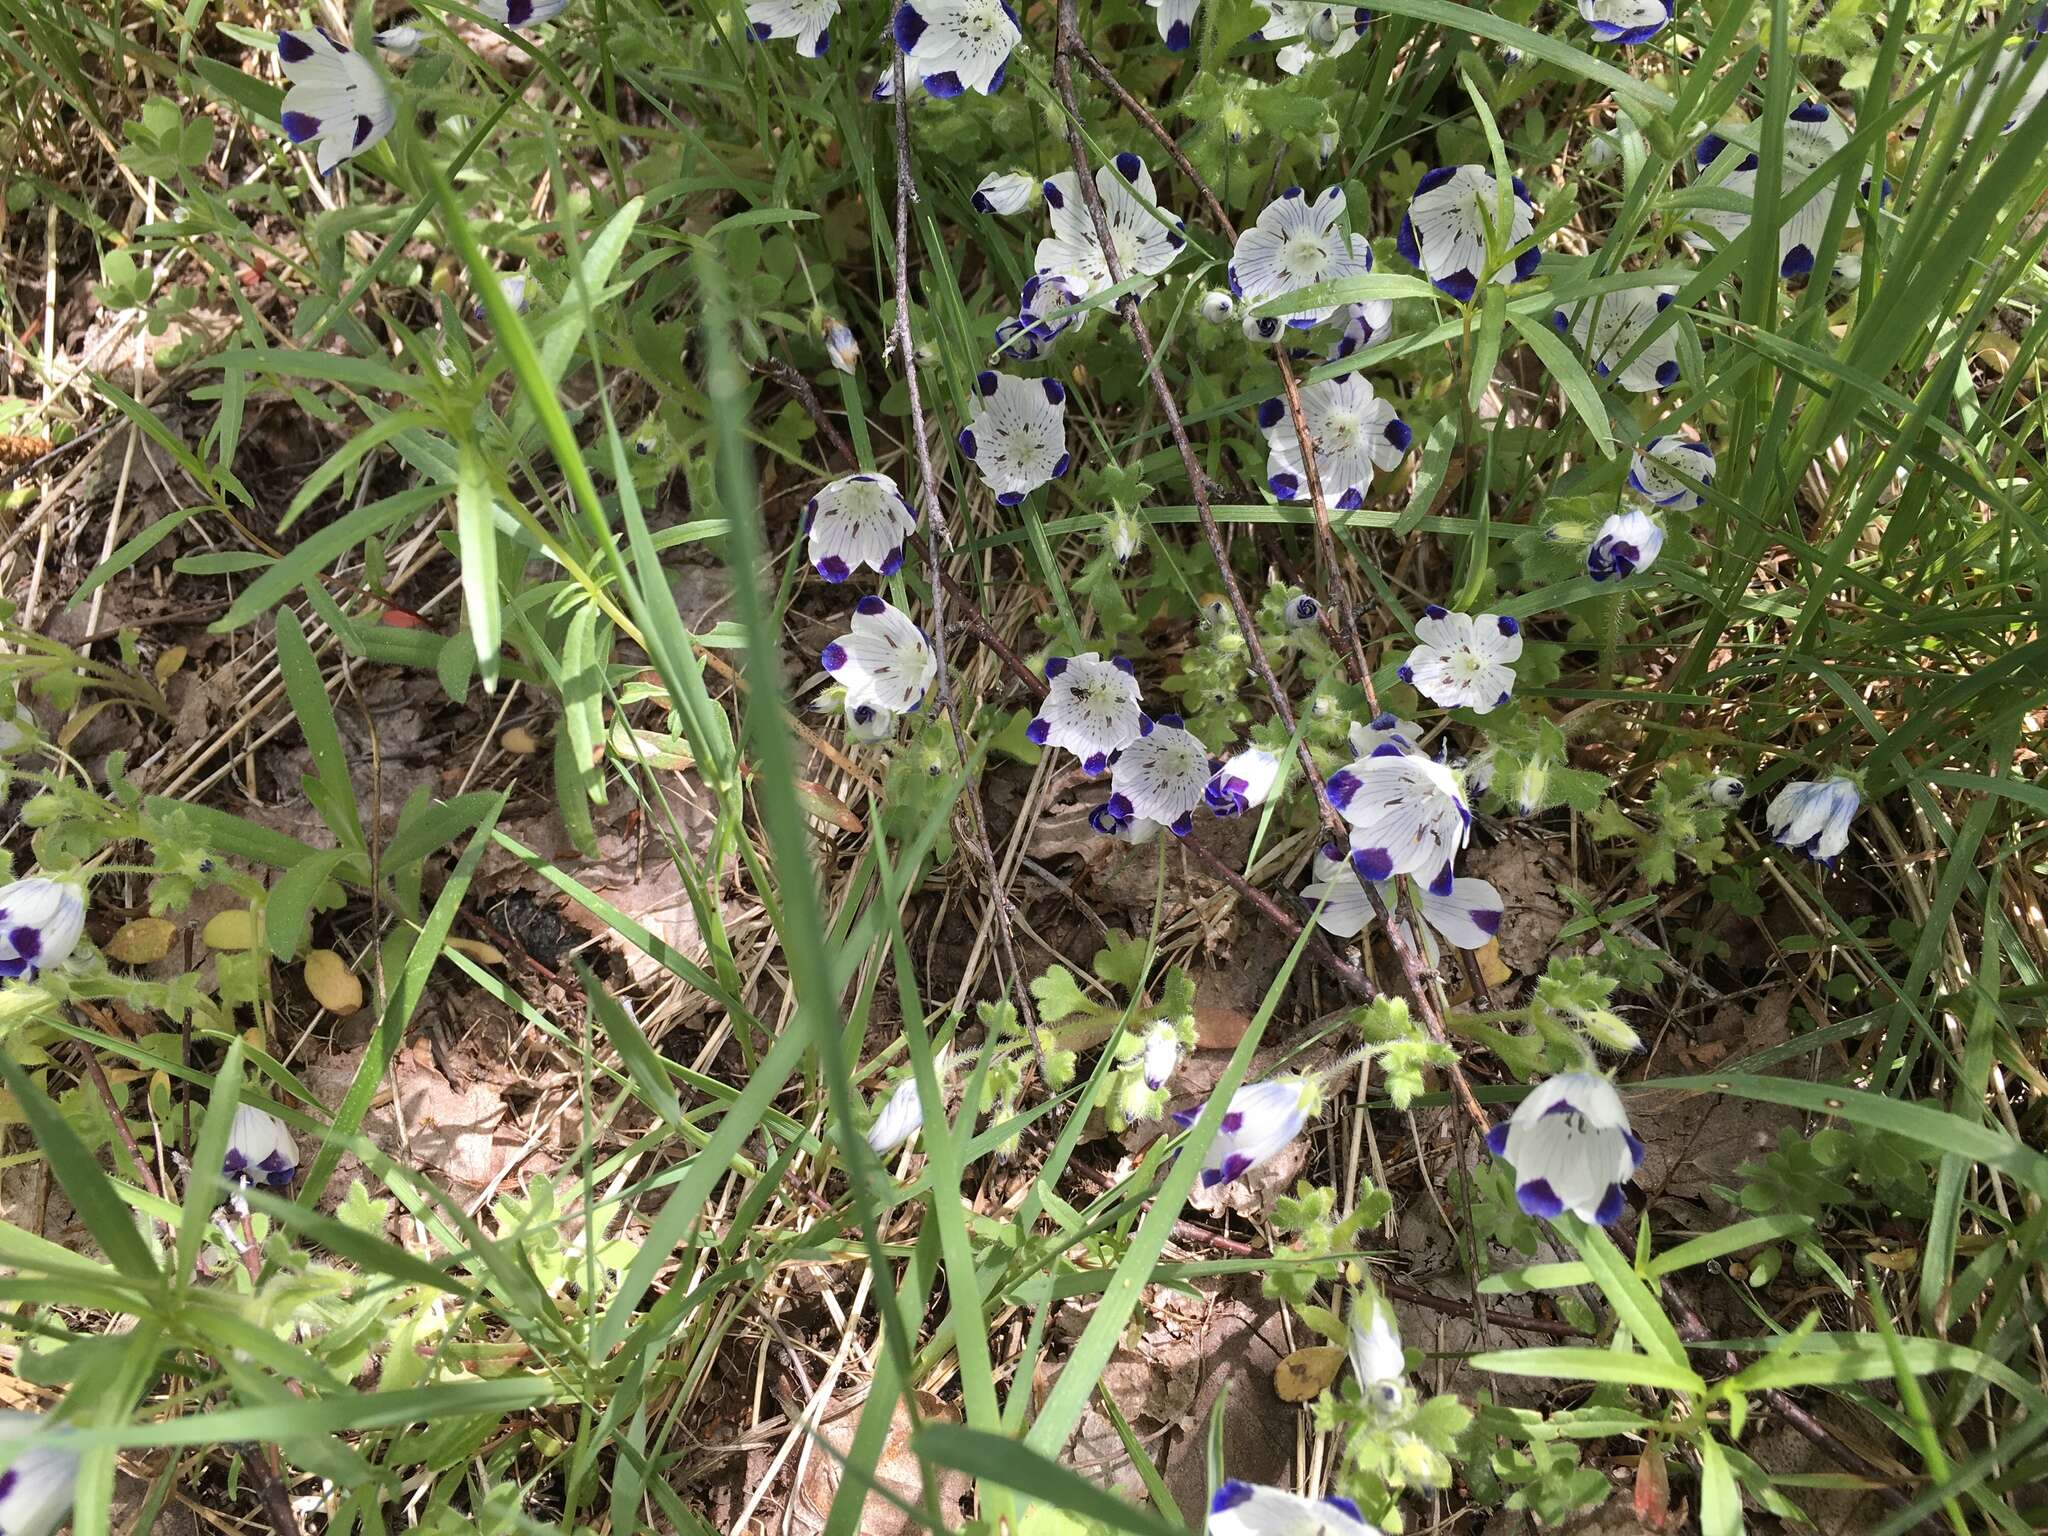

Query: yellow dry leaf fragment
(446, 936), (507, 965)
(1273, 1344), (1346, 1403)
(304, 949), (364, 1015)
(106, 917), (177, 965)
(203, 909), (258, 951)
(153, 645), (189, 685)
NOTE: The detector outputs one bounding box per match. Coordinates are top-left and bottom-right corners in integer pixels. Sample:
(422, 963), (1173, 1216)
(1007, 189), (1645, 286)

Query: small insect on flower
(1551, 286), (1681, 391)
(1706, 773), (1745, 807)
(1150, 0), (1201, 50)
(1398, 165), (1542, 302)
(1298, 844), (1503, 954)
(0, 877), (86, 981)
(1348, 1285), (1407, 1412)
(224, 1106), (300, 1189)
(820, 597), (937, 715)
(1172, 1077), (1322, 1187)
(821, 316), (859, 374)
(1282, 594), (1321, 629)
(845, 700), (896, 744)
(1324, 748), (1471, 890)
(959, 371), (1069, 505)
(1691, 101), (1885, 279)
(1258, 376), (1410, 510)
(1200, 289), (1239, 324)
(1328, 298), (1393, 359)
(1765, 775), (1862, 866)
(972, 170), (1038, 215)
(1485, 1071), (1644, 1225)
(1027, 652), (1144, 774)
(275, 29), (397, 176)
(375, 24), (424, 55)
(1577, 0), (1673, 45)
(1205, 746), (1283, 816)
(1254, 0), (1374, 75)
(994, 273), (1080, 360)
(866, 1075), (925, 1153)
(1398, 606), (1523, 715)
(0, 1410), (79, 1536)
(1228, 186), (1374, 330)
(1207, 1479), (1382, 1536)
(1098, 714), (1213, 837)
(892, 0), (1022, 97)
(1586, 509), (1664, 581)
(1036, 154), (1186, 302)
(1629, 433), (1715, 512)
(805, 472), (918, 582)
(747, 0), (838, 56)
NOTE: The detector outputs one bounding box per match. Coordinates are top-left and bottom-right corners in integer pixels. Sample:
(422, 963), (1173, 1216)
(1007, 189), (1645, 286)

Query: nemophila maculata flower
(1028, 652), (1143, 774)
(1329, 298), (1393, 359)
(375, 24), (424, 55)
(1629, 433), (1715, 512)
(1255, 0), (1373, 75)
(0, 877), (86, 981)
(972, 170), (1037, 215)
(994, 273), (1079, 361)
(892, 0), (1021, 97)
(821, 315), (859, 374)
(1399, 606), (1523, 715)
(959, 371), (1068, 504)
(1229, 186), (1374, 330)
(1325, 748), (1471, 889)
(1258, 376), (1410, 509)
(1205, 746), (1283, 816)
(1348, 712), (1425, 757)
(1707, 773), (1745, 807)
(747, 0), (836, 55)
(1586, 509), (1664, 581)
(1097, 714), (1213, 837)
(1299, 845), (1503, 953)
(1577, 0), (1672, 44)
(1349, 1286), (1407, 1412)
(275, 30), (397, 176)
(1242, 310), (1284, 343)
(1140, 1019), (1184, 1091)
(0, 1410), (78, 1536)
(1201, 290), (1238, 324)
(1207, 1480), (1380, 1536)
(1172, 1077), (1321, 1187)
(866, 1074), (925, 1153)
(1485, 1071), (1644, 1224)
(1149, 0), (1200, 50)
(1692, 101), (1884, 279)
(224, 1106), (299, 1190)
(1398, 165), (1541, 302)
(1765, 775), (1862, 866)
(805, 472), (918, 582)
(821, 596), (937, 714)
(1551, 287), (1680, 391)
(1036, 153), (1186, 300)
(1959, 38), (2048, 137)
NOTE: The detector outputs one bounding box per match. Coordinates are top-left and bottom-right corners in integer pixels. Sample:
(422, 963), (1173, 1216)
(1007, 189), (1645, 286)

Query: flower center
(1321, 410), (1361, 452)
(1283, 233), (1325, 273)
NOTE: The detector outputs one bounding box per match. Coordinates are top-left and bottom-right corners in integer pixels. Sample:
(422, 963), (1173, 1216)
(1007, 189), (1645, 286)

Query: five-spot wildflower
(1398, 165), (1542, 302)
(972, 170), (1038, 214)
(1691, 102), (1883, 279)
(1398, 606), (1523, 715)
(1577, 0), (1672, 44)
(1551, 287), (1680, 391)
(1037, 153), (1186, 300)
(480, 0), (573, 24)
(1586, 509), (1664, 581)
(1027, 652), (1144, 774)
(0, 1411), (78, 1536)
(994, 273), (1079, 361)
(1255, 0), (1373, 75)
(1329, 298), (1393, 358)
(960, 371), (1069, 503)
(845, 699), (895, 744)
(866, 1074), (925, 1153)
(1298, 846), (1503, 953)
(1959, 36), (2048, 137)
(1282, 594), (1321, 629)
(1325, 748), (1471, 889)
(892, 0), (1019, 95)
(1349, 1285), (1407, 1413)
(806, 472), (918, 582)
(1141, 1019), (1184, 1091)
(0, 878), (86, 982)
(1485, 1071), (1644, 1224)
(276, 29), (397, 176)
(747, 0), (837, 55)
(1765, 775), (1861, 865)
(1258, 376), (1410, 510)
(376, 24), (425, 55)
(1348, 712), (1425, 756)
(1172, 1077), (1322, 1187)
(1206, 1480), (1380, 1536)
(1707, 773), (1745, 807)
(1098, 714), (1213, 837)
(1228, 186), (1374, 330)
(1206, 746), (1283, 816)
(1150, 0), (1201, 50)
(822, 316), (859, 374)
(1629, 434), (1715, 512)
(224, 1106), (300, 1189)
(821, 597), (937, 714)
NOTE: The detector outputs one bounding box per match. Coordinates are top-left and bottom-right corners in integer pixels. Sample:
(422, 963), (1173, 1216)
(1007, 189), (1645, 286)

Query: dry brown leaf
(501, 726), (540, 755)
(1192, 1005), (1253, 1049)
(1273, 1343), (1344, 1403)
(202, 909), (257, 951)
(446, 936), (506, 965)
(152, 646), (188, 686)
(304, 949), (364, 1015)
(105, 918), (176, 965)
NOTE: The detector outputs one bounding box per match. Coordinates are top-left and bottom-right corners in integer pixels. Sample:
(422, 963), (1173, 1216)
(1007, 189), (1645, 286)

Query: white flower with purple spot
(845, 699), (895, 744)
(1765, 775), (1861, 866)
(1254, 1), (1374, 75)
(1324, 747), (1470, 890)
(1206, 1479), (1381, 1536)
(1347, 712), (1424, 756)
(1629, 434), (1715, 512)
(1150, 0), (1201, 50)
(892, 0), (1020, 97)
(1349, 1286), (1406, 1412)
(806, 472), (918, 583)
(0, 1411), (78, 1536)
(747, 0), (837, 55)
(1298, 844), (1503, 953)
(1036, 153), (1186, 301)
(224, 1105), (300, 1190)
(1577, 0), (1672, 44)
(1259, 376), (1410, 510)
(1094, 714), (1213, 839)
(959, 370), (1069, 505)
(1205, 746), (1283, 817)
(0, 878), (85, 982)
(1586, 509), (1663, 581)
(275, 29), (396, 176)
(473, 273), (531, 320)
(1027, 652), (1144, 774)
(1228, 186), (1374, 331)
(376, 25), (424, 55)
(822, 316), (859, 374)
(821, 596), (936, 714)
(1484, 1071), (1643, 1225)
(973, 170), (1038, 215)
(866, 1074), (925, 1153)
(481, 0), (573, 24)
(1200, 290), (1238, 324)
(1282, 594), (1321, 629)
(1171, 1078), (1320, 1188)
(1707, 773), (1745, 807)
(1551, 286), (1681, 392)
(1959, 39), (2048, 137)
(1328, 298), (1393, 359)
(994, 273), (1080, 361)
(1141, 1020), (1183, 1091)
(1691, 102), (1882, 279)
(1399, 606), (1522, 715)
(1396, 165), (1542, 303)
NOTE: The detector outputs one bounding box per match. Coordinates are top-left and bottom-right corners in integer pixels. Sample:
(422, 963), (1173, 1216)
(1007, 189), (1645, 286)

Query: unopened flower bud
(1200, 290), (1237, 324)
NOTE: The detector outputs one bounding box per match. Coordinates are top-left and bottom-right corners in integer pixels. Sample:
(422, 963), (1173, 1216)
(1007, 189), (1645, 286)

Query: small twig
(73, 1031), (160, 1200)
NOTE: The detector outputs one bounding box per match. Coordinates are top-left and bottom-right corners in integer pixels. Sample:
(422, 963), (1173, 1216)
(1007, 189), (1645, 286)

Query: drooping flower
(1551, 287), (1680, 391)
(1484, 1071), (1644, 1224)
(224, 1106), (299, 1189)
(1398, 606), (1523, 715)
(1228, 186), (1374, 331)
(1140, 1019), (1183, 1091)
(821, 596), (937, 714)
(1577, 0), (1672, 45)
(1328, 298), (1393, 358)
(375, 25), (425, 55)
(0, 1411), (78, 1536)
(747, 0), (837, 55)
(1200, 290), (1238, 324)
(1691, 101), (1883, 279)
(1348, 1285), (1406, 1412)
(480, 0), (574, 24)
(973, 170), (1038, 215)
(1036, 153), (1186, 300)
(1706, 773), (1745, 807)
(1347, 712), (1425, 756)
(1324, 748), (1471, 889)
(805, 472), (918, 582)
(1959, 37), (2048, 137)
(1026, 652), (1144, 775)
(1765, 775), (1861, 865)
(1242, 310), (1284, 343)
(1205, 746), (1283, 816)
(846, 700), (896, 744)
(276, 29), (397, 176)
(1258, 376), (1410, 510)
(1150, 0), (1201, 50)
(1298, 845), (1503, 952)
(1628, 434), (1715, 512)
(994, 273), (1080, 361)
(1171, 1078), (1321, 1187)
(821, 316), (859, 374)
(1586, 509), (1664, 581)
(473, 273), (532, 320)
(1097, 715), (1213, 838)
(959, 371), (1069, 505)
(1254, 0), (1373, 75)
(0, 878), (86, 982)
(1397, 165), (1542, 302)
(892, 0), (1021, 96)
(866, 1075), (925, 1153)
(1206, 1480), (1380, 1536)
(1092, 807), (1171, 843)
(1282, 594), (1321, 629)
